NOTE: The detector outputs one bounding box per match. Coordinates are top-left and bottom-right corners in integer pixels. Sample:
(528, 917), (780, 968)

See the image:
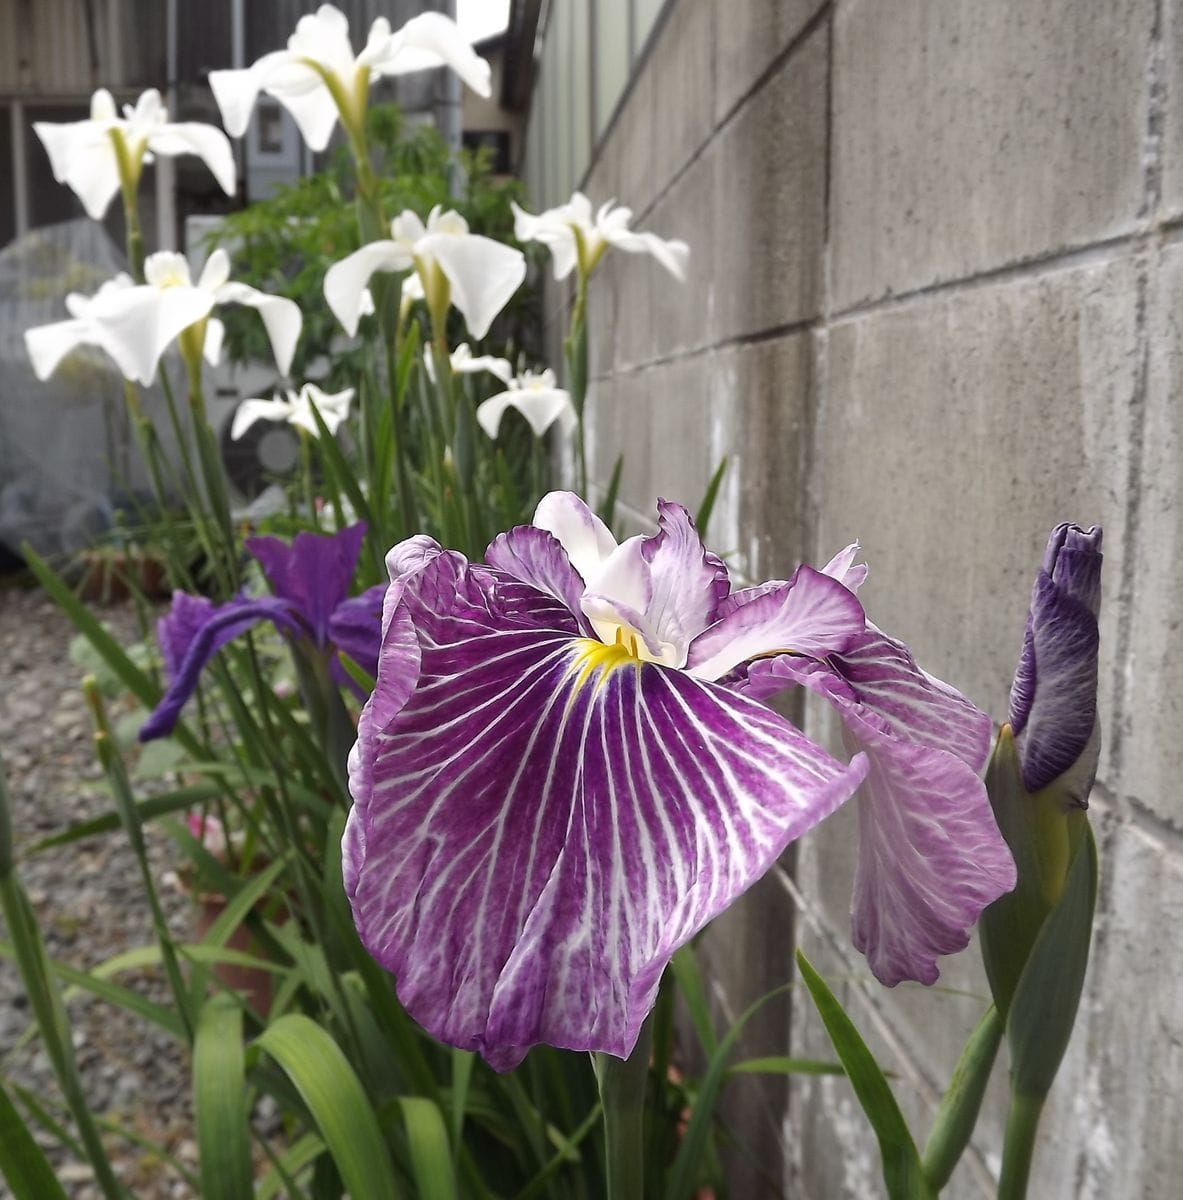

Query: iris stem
(997, 1088), (1045, 1200)
(593, 1016), (652, 1200)
(565, 274), (590, 499)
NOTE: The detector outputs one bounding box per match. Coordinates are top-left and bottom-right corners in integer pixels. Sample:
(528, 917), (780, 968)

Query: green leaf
(194, 995), (253, 1200)
(0, 1076), (70, 1200)
(921, 1006), (1003, 1190)
(597, 454), (625, 528)
(670, 945), (718, 1059)
(694, 457), (728, 539)
(666, 981), (792, 1200)
(795, 950), (932, 1200)
(394, 1097), (457, 1199)
(252, 1014), (399, 1200)
(1006, 822), (1098, 1099)
(727, 1055), (845, 1077)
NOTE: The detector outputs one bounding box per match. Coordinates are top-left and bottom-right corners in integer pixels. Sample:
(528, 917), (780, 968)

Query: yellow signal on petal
(565, 634), (642, 698)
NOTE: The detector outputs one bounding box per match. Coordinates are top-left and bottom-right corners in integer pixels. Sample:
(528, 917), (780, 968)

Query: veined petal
(485, 525), (589, 622)
(214, 282), (301, 376)
(686, 566), (866, 682)
(246, 522), (367, 647)
(1008, 571), (1101, 794)
(421, 232), (526, 339)
(476, 386), (576, 439)
(841, 703), (1016, 986)
(640, 500), (731, 657)
(381, 12), (492, 97)
(324, 241), (411, 336)
(156, 591), (217, 681)
(532, 492), (618, 585)
(140, 595), (302, 741)
(345, 552), (868, 1069)
(148, 122), (237, 195)
(230, 395), (293, 440)
(821, 543), (869, 594)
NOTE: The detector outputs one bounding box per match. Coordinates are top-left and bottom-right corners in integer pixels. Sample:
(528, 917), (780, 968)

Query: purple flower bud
(1008, 524), (1103, 798)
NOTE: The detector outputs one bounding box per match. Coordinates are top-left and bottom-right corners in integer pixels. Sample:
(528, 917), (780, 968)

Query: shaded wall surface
(561, 0), (1182, 1195)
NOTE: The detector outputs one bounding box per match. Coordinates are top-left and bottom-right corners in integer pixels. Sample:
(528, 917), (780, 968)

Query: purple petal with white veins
(246, 523), (367, 646)
(841, 702), (1016, 985)
(140, 595), (302, 741)
(640, 499), (730, 653)
(486, 525), (589, 624)
(1008, 570), (1101, 794)
(345, 552), (867, 1069)
(686, 566), (866, 682)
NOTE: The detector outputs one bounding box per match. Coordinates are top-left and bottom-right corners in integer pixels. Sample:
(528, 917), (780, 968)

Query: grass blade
(0, 1075), (70, 1200)
(194, 995), (253, 1200)
(252, 1013), (399, 1200)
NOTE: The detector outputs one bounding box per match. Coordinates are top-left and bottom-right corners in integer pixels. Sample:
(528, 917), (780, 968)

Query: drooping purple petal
(746, 629), (1008, 984)
(245, 523), (367, 646)
(156, 591), (217, 681)
(140, 595), (302, 741)
(485, 525), (589, 624)
(685, 565), (867, 682)
(1008, 524), (1102, 794)
(345, 552), (868, 1070)
(841, 703), (1016, 986)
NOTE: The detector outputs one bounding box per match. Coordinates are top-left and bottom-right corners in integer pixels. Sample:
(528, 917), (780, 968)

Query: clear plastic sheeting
(0, 219), (186, 559)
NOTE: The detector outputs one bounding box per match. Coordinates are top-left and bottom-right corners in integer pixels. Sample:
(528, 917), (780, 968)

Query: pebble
(0, 587), (195, 1198)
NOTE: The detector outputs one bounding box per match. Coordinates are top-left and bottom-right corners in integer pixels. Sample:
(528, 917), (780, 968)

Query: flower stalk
(593, 1016), (653, 1200)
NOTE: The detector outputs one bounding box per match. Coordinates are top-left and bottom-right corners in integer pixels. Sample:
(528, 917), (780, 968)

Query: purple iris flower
(743, 546), (1017, 987)
(141, 523), (385, 741)
(343, 493), (1010, 1069)
(1008, 523), (1103, 801)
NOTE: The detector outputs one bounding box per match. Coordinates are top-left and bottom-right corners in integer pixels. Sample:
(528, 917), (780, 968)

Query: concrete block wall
(567, 0), (1183, 1195)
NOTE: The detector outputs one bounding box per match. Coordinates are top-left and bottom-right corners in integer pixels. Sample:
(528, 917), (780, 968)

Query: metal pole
(441, 0), (463, 197)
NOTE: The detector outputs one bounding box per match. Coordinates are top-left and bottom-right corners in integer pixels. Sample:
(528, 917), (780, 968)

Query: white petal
(606, 228), (690, 280)
(215, 282), (302, 376)
(90, 88), (117, 121)
(391, 208), (427, 245)
(34, 121), (121, 220)
(532, 492), (618, 586)
(24, 318), (97, 380)
(231, 396), (292, 440)
(288, 4), (355, 75)
(381, 12), (491, 97)
(271, 79), (343, 153)
(202, 317), (225, 366)
(511, 202), (578, 280)
(198, 248), (231, 292)
(144, 251), (193, 288)
(324, 241), (412, 335)
(89, 283), (215, 384)
(148, 122), (237, 196)
(421, 233), (525, 339)
(477, 387), (576, 439)
(302, 382), (354, 433)
(208, 60), (276, 139)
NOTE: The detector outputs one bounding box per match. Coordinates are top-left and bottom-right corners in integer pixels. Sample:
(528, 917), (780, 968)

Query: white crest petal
(231, 395), (292, 440)
(532, 492), (618, 585)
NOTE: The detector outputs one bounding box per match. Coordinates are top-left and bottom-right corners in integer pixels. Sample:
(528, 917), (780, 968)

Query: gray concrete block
(830, 0), (1153, 310)
(1121, 242), (1183, 821)
(713, 0), (827, 123)
(643, 0), (715, 203)
(815, 258), (1139, 787)
(1161, 0), (1183, 220)
(710, 20), (828, 338)
(619, 147), (715, 369)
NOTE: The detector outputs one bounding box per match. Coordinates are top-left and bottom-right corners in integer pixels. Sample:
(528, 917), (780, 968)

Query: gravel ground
(0, 584), (197, 1199)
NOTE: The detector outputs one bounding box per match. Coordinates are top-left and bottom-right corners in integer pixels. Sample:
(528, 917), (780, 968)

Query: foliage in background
(211, 105), (542, 382)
